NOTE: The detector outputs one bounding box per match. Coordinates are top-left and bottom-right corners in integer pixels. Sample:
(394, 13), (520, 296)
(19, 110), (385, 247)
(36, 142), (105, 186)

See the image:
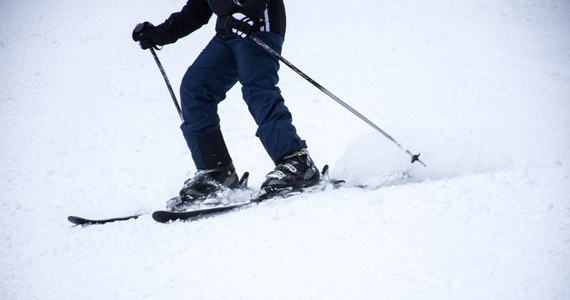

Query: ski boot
(255, 149), (320, 201)
(167, 164), (240, 211)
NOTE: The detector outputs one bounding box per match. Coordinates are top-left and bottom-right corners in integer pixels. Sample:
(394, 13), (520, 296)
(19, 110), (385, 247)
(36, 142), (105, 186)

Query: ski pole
(149, 47), (183, 121)
(249, 35), (426, 167)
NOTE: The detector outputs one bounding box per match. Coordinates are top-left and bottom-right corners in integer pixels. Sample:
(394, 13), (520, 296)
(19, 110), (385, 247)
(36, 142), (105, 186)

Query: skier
(132, 0), (319, 208)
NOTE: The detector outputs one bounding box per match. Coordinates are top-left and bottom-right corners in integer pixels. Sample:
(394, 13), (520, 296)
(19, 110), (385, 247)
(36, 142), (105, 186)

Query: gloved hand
(132, 22), (168, 49)
(224, 12), (262, 38)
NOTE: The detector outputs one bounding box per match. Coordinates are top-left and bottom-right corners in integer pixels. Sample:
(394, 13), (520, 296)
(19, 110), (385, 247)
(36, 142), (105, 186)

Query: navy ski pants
(180, 32), (307, 170)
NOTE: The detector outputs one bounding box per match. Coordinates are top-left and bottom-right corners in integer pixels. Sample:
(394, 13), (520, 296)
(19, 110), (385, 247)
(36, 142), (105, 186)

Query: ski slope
(1, 0), (569, 299)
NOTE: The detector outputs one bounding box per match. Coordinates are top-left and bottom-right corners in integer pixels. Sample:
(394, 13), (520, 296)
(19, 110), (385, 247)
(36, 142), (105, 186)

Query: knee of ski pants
(231, 32), (286, 126)
(232, 33), (308, 162)
(179, 38), (239, 132)
(180, 79), (220, 133)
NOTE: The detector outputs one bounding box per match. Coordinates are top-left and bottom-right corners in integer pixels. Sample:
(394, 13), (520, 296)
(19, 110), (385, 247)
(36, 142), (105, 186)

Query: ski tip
(151, 211), (173, 223)
(68, 215), (87, 225)
(68, 214), (142, 226)
(152, 210), (195, 223)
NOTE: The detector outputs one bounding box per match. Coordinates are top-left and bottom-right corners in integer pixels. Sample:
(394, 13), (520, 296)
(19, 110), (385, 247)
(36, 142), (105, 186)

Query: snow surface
(1, 0), (570, 299)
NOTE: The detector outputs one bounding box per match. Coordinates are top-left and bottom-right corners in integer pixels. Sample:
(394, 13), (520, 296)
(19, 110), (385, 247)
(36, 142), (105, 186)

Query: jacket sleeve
(239, 0), (269, 19)
(157, 0), (214, 44)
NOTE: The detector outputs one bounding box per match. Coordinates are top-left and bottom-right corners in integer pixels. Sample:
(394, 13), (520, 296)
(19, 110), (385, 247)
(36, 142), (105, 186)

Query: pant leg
(180, 37), (239, 169)
(228, 32), (307, 163)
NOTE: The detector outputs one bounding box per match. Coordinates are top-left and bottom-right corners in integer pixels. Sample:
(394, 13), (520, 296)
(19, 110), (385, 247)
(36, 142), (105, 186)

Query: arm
(133, 0), (213, 49)
(162, 0), (214, 42)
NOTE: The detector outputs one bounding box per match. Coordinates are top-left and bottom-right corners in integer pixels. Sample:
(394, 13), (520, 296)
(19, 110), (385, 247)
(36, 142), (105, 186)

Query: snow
(1, 0), (569, 299)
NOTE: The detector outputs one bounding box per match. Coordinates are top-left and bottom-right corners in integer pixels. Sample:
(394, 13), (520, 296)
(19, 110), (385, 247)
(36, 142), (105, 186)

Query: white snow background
(1, 0), (569, 299)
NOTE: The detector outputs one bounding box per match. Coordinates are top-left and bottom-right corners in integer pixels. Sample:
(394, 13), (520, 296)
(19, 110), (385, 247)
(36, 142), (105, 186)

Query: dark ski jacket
(159, 0), (286, 43)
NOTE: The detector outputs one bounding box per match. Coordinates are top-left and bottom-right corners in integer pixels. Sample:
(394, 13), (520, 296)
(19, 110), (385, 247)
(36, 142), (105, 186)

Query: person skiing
(132, 0), (319, 209)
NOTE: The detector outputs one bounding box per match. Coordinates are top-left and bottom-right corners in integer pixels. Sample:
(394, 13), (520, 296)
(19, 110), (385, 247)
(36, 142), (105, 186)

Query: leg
(227, 33), (320, 194)
(180, 37), (239, 169)
(228, 32), (307, 163)
(174, 38), (240, 209)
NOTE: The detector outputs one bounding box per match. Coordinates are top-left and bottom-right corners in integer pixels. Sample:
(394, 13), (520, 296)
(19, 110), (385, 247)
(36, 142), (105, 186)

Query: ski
(68, 165), (345, 225)
(151, 165), (343, 223)
(68, 214), (144, 226)
(152, 202), (252, 223)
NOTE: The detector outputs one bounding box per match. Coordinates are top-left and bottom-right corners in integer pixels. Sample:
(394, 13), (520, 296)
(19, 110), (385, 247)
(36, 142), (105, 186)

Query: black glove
(132, 22), (169, 50)
(224, 12), (262, 38)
